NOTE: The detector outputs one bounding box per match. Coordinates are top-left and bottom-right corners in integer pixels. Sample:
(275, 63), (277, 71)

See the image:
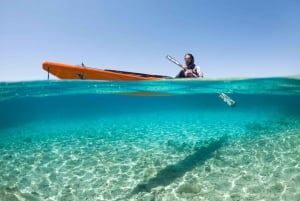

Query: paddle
(166, 55), (236, 107)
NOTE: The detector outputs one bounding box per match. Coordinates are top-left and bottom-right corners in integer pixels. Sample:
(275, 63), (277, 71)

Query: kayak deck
(42, 61), (171, 81)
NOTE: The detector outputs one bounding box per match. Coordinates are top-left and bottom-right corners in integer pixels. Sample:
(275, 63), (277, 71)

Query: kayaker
(176, 53), (203, 78)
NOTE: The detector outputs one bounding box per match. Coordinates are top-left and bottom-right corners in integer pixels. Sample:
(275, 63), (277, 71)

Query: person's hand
(184, 69), (194, 77)
(182, 66), (187, 71)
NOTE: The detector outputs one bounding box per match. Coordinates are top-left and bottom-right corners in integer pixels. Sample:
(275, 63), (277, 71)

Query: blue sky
(0, 0), (299, 81)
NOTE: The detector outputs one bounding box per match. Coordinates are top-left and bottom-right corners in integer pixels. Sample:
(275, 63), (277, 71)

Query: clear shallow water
(0, 78), (300, 201)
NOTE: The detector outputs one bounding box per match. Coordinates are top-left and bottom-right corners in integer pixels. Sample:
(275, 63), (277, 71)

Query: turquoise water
(0, 77), (300, 201)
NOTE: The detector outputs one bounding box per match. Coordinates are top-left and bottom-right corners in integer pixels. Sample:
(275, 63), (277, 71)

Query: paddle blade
(218, 93), (236, 107)
(166, 55), (183, 67)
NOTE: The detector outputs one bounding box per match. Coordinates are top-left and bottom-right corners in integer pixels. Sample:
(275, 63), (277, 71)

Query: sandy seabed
(0, 113), (299, 201)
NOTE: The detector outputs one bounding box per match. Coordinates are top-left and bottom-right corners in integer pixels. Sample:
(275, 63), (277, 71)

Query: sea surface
(0, 77), (300, 201)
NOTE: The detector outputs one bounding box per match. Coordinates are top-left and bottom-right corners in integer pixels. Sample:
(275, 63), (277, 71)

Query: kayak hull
(42, 61), (167, 81)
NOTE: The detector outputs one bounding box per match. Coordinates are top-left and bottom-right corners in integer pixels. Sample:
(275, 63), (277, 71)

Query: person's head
(184, 53), (194, 66)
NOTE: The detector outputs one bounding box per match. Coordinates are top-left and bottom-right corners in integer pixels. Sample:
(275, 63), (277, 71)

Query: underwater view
(0, 77), (300, 201)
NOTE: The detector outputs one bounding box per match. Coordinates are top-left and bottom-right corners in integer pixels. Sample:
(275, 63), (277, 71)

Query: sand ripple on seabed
(0, 116), (299, 201)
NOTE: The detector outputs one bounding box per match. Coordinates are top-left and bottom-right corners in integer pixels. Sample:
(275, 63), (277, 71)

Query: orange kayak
(42, 61), (171, 81)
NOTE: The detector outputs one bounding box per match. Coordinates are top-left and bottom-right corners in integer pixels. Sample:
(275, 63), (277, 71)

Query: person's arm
(195, 66), (203, 78)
